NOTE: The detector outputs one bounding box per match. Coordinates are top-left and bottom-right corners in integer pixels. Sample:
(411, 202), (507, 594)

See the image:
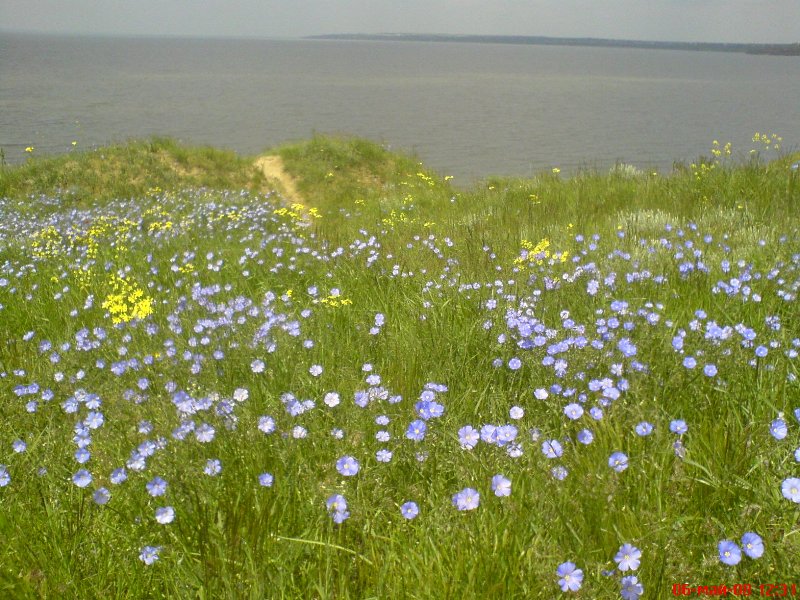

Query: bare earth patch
(254, 155), (304, 205)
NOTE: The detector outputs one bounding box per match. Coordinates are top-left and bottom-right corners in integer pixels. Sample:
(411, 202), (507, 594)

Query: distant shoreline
(309, 33), (800, 56)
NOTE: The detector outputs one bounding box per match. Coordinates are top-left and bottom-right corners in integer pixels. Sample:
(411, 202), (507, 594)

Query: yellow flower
(552, 167), (561, 174)
(25, 146), (34, 153)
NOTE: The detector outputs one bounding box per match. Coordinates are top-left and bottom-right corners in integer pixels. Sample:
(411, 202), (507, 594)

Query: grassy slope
(0, 137), (265, 209)
(0, 137), (799, 598)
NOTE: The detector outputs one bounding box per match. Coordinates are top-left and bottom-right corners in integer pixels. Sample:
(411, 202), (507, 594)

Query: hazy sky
(2, 0), (799, 44)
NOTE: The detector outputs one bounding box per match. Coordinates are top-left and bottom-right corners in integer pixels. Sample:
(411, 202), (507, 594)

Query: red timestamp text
(671, 583), (800, 597)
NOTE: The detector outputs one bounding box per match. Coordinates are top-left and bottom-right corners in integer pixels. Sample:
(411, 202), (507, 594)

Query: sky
(2, 0), (799, 44)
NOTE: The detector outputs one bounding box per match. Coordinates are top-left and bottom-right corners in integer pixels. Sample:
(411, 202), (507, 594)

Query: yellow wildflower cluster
(74, 215), (136, 262)
(101, 274), (154, 324)
(30, 226), (65, 259)
(416, 172), (436, 187)
(313, 293), (353, 308)
(752, 132), (782, 151)
(690, 161), (716, 181)
(148, 220), (174, 233)
(514, 238), (569, 270)
(710, 140), (732, 158)
(273, 203), (321, 224)
(382, 209), (418, 228)
(144, 206), (174, 234)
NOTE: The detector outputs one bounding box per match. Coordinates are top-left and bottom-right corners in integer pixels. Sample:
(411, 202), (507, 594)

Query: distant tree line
(309, 33), (800, 56)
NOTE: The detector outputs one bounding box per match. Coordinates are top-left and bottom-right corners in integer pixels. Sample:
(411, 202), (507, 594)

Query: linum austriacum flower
(615, 543), (641, 571)
(556, 561), (583, 592)
(452, 488), (480, 511)
(326, 494), (349, 523)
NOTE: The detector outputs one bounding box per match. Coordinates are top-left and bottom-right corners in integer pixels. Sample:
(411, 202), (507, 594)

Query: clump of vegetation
(0, 135), (799, 598)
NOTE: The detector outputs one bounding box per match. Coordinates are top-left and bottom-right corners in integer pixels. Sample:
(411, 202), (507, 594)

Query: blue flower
(458, 425), (479, 449)
(635, 422), (653, 436)
(110, 467), (127, 484)
(556, 561), (583, 592)
(669, 420), (688, 435)
(93, 487), (111, 505)
(609, 451), (628, 472)
(741, 532), (764, 559)
(195, 423), (215, 443)
(620, 575), (644, 600)
(491, 474), (512, 497)
(564, 403), (583, 420)
(577, 429), (594, 445)
(406, 420), (427, 441)
(452, 487), (480, 511)
(770, 418), (788, 440)
(400, 501), (419, 519)
(782, 477), (800, 502)
(72, 469), (92, 488)
(718, 540), (742, 565)
(146, 476), (167, 497)
(326, 494), (350, 522)
(204, 459), (222, 476)
(155, 506), (175, 524)
(327, 494), (347, 512)
(139, 545), (162, 565)
(258, 473), (274, 487)
(614, 543), (641, 571)
(703, 364), (718, 377)
(258, 416), (276, 434)
(335, 456), (360, 476)
(542, 439), (563, 459)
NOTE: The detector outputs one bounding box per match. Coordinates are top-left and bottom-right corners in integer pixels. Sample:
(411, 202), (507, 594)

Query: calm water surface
(2, 33), (799, 181)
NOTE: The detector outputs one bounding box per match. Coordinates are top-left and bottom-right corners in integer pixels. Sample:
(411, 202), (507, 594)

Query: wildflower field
(1, 136), (799, 598)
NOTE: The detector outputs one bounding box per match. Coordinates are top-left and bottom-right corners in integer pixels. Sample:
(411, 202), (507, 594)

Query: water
(2, 32), (799, 181)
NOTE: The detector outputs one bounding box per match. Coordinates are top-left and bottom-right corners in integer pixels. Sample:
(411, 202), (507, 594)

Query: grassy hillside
(0, 136), (799, 598)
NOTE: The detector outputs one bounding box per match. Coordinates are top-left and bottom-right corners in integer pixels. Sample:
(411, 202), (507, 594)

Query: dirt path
(254, 155), (304, 205)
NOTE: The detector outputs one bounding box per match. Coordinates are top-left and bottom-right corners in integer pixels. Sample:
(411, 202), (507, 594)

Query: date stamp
(672, 584), (800, 597)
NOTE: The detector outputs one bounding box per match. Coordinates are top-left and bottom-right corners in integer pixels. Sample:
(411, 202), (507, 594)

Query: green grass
(0, 137), (265, 210)
(0, 136), (799, 598)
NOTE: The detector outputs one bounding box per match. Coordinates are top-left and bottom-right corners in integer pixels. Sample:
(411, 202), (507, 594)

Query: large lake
(2, 33), (799, 181)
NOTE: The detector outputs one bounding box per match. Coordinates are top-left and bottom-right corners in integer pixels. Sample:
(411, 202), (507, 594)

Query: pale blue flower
(491, 474), (512, 497)
(72, 469), (92, 488)
(741, 532), (764, 559)
(542, 439), (563, 459)
(139, 545), (162, 565)
(614, 543), (641, 571)
(718, 540), (741, 566)
(336, 455), (360, 476)
(400, 501), (419, 519)
(452, 487), (480, 511)
(609, 451), (628, 472)
(155, 506), (175, 524)
(557, 561), (583, 592)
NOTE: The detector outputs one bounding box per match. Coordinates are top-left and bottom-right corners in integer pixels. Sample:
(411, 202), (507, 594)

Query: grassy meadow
(1, 135), (799, 598)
